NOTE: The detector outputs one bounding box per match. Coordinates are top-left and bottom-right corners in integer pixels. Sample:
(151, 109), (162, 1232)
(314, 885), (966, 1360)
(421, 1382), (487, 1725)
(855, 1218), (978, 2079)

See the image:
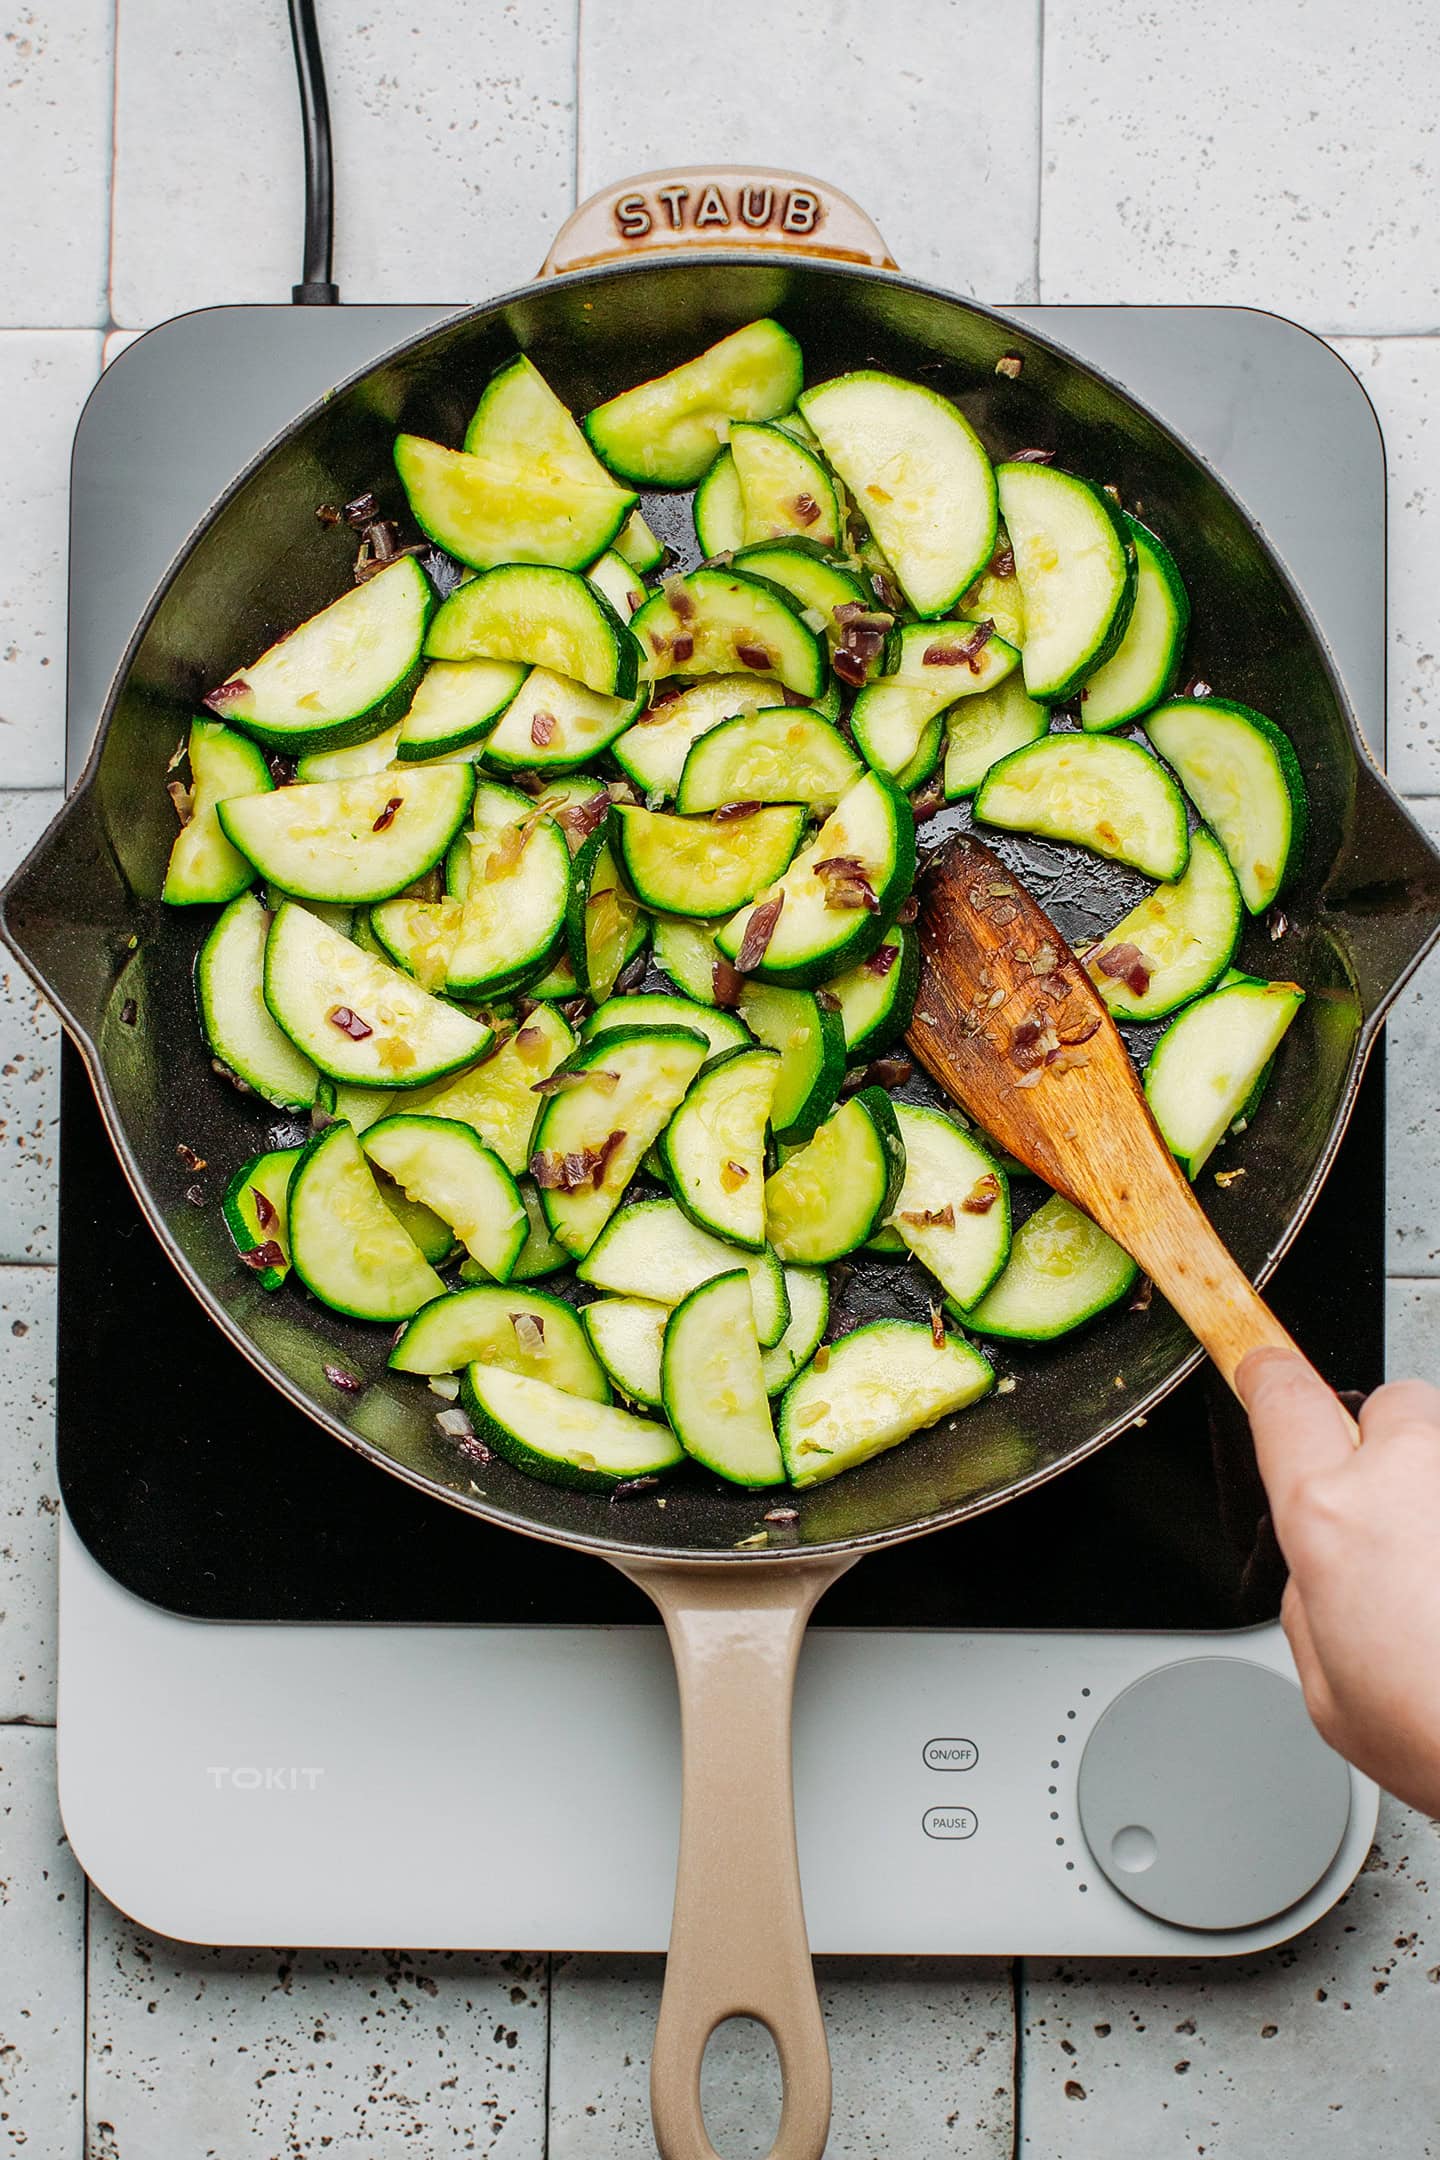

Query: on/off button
(923, 1737), (979, 1772)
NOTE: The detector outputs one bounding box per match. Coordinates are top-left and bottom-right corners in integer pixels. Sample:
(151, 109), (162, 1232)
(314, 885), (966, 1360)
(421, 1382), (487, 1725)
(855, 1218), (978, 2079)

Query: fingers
(1237, 1349), (1356, 1521)
(1280, 1579), (1341, 1747)
(1358, 1377), (1440, 1450)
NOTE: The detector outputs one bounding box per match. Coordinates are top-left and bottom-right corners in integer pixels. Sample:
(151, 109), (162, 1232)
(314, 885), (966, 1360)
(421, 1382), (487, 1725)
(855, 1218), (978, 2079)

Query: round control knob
(1076, 1658), (1351, 1931)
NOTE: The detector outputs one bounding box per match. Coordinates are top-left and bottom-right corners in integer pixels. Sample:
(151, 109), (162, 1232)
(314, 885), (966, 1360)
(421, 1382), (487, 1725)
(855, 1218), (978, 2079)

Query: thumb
(1237, 1348), (1355, 1525)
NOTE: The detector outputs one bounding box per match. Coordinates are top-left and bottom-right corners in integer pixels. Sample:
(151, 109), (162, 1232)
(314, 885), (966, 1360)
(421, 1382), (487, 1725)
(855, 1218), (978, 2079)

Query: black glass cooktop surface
(57, 1039), (1383, 1630)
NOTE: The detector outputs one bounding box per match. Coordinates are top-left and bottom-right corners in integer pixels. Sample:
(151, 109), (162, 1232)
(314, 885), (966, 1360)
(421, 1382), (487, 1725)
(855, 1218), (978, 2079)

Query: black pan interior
(6, 256), (1439, 1563)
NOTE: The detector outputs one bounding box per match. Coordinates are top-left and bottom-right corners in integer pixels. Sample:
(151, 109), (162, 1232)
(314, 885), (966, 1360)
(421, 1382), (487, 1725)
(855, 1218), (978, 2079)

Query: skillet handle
(618, 1555), (855, 2160)
(540, 168), (895, 277)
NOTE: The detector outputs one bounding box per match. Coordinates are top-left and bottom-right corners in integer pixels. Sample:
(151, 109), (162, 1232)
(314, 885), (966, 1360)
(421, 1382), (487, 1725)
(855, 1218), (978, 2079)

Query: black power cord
(286, 0), (339, 304)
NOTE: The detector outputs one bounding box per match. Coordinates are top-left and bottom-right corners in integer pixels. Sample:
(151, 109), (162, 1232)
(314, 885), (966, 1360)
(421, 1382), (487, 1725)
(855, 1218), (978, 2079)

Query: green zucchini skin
(995, 463), (1136, 702)
(658, 1044), (780, 1250)
(196, 892), (317, 1110)
(1144, 973), (1305, 1177)
(1085, 827), (1242, 1022)
(631, 567), (826, 702)
(425, 565), (641, 699)
(163, 719), (273, 905)
(693, 451), (744, 557)
(390, 1283), (611, 1400)
(974, 733), (1190, 883)
(583, 320), (804, 489)
(459, 1364), (684, 1492)
(661, 1270), (786, 1488)
(737, 981), (847, 1146)
(764, 1087), (906, 1264)
(826, 926), (919, 1061)
(222, 1146), (301, 1290)
(758, 1267), (830, 1396)
(959, 1195), (1136, 1342)
(218, 766), (476, 906)
(580, 1296), (669, 1409)
(778, 1319), (993, 1486)
(286, 1121), (446, 1323)
(676, 707), (861, 815)
(613, 802), (807, 919)
(531, 1026), (710, 1258)
(583, 992), (751, 1064)
(1080, 516), (1189, 731)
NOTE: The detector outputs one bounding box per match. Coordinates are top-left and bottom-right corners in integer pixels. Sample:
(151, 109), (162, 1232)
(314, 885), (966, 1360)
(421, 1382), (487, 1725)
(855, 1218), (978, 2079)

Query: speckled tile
(0, 1728), (86, 2157)
(1040, 0), (1440, 335)
(85, 1903), (548, 2156)
(548, 1953), (1015, 2156)
(1383, 798), (1440, 1275)
(1329, 341), (1440, 798)
(0, 793), (61, 1265)
(0, 1266), (58, 1722)
(101, 328), (141, 369)
(0, 334), (102, 790)
(1019, 1797), (1440, 2157)
(0, 0), (112, 327)
(577, 0), (1040, 301)
(110, 0), (576, 328)
(1387, 1281), (1440, 1386)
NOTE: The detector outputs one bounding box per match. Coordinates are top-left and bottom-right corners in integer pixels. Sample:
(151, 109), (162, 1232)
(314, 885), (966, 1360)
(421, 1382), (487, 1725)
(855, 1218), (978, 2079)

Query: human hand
(1238, 1349), (1440, 1816)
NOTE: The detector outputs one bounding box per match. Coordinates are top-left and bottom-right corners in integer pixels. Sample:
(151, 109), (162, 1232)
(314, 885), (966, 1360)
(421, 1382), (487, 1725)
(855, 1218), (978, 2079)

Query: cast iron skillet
(5, 171), (1440, 2160)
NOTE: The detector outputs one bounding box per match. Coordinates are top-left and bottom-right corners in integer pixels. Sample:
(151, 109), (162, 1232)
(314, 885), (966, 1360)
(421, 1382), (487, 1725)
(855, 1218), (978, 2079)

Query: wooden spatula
(905, 830), (1322, 1396)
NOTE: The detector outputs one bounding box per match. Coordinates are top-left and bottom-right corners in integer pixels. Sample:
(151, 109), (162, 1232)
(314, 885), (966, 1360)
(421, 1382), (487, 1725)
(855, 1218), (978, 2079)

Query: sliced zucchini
(613, 802), (805, 918)
(531, 911), (647, 1003)
(530, 1027), (709, 1256)
(957, 540), (1026, 651)
(663, 1271), (785, 1487)
(995, 463), (1135, 702)
(295, 722), (402, 783)
(693, 450), (744, 556)
(974, 733), (1190, 882)
(314, 1074), (395, 1136)
(730, 421), (841, 549)
(632, 568), (824, 701)
(507, 1179), (571, 1279)
(888, 1104), (1011, 1309)
(425, 565), (641, 699)
(222, 1146), (301, 1290)
(826, 925), (919, 1060)
(396, 659), (526, 761)
(759, 1267), (829, 1396)
(262, 901), (492, 1088)
(447, 784), (570, 997)
(659, 1045), (780, 1249)
(196, 892), (317, 1109)
(764, 1087), (905, 1264)
(394, 433), (634, 573)
(265, 888), (353, 938)
(943, 672), (1049, 800)
(218, 765), (475, 905)
(1144, 974), (1305, 1177)
(584, 992), (751, 1063)
(729, 541), (873, 658)
(481, 667), (642, 775)
(580, 1297), (669, 1410)
(717, 770), (915, 988)
(461, 1365), (683, 1491)
(849, 620), (1020, 783)
(204, 555), (432, 753)
(612, 675), (780, 799)
(1080, 517), (1188, 730)
(587, 550), (647, 621)
(392, 1282), (609, 1398)
(368, 894), (463, 993)
(462, 353), (615, 488)
(961, 1194), (1136, 1341)
(1086, 827), (1242, 1022)
(651, 916), (730, 1006)
(362, 1113), (526, 1280)
(1144, 698), (1308, 914)
(408, 1003), (574, 1173)
(779, 1320), (993, 1486)
(162, 719), (273, 904)
(287, 1121), (445, 1322)
(798, 372), (997, 617)
(583, 320), (804, 488)
(675, 707), (861, 814)
(736, 982), (846, 1145)
(567, 823), (641, 1000)
(372, 1169), (459, 1266)
(615, 508), (666, 574)
(576, 1197), (790, 1348)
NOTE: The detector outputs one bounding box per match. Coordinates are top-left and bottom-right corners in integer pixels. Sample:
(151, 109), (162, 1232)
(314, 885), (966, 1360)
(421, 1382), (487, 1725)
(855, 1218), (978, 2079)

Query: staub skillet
(5, 171), (1440, 2160)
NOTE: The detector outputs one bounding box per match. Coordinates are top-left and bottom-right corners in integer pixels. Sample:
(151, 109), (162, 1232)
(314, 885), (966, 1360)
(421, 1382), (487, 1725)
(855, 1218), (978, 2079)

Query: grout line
(81, 1876), (93, 2151)
(571, 0), (585, 210)
(104, 0), (123, 333)
(1033, 0), (1045, 303)
(542, 1951), (554, 2155)
(1011, 1959), (1025, 2158)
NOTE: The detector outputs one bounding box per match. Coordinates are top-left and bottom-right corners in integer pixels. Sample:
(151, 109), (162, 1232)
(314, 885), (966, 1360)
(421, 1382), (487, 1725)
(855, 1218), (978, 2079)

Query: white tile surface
(0, 1728), (85, 2157)
(1387, 1280), (1440, 1386)
(1040, 0), (1440, 336)
(110, 0), (577, 328)
(0, 333), (102, 790)
(548, 1953), (1015, 2156)
(1019, 1797), (1440, 2158)
(86, 1905), (549, 2155)
(577, 0), (1041, 300)
(0, 1267), (58, 1721)
(0, 0), (112, 326)
(0, 793), (61, 1266)
(1331, 340), (1440, 797)
(1384, 799), (1440, 1275)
